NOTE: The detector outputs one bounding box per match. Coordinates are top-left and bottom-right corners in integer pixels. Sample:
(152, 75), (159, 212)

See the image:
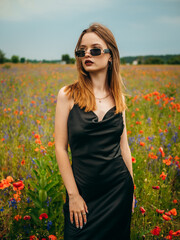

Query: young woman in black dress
(55, 23), (135, 240)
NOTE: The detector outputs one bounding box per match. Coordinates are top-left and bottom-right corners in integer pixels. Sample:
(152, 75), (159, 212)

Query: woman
(55, 23), (135, 240)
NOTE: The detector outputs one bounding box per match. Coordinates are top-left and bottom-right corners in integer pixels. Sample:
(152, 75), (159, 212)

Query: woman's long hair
(64, 22), (127, 113)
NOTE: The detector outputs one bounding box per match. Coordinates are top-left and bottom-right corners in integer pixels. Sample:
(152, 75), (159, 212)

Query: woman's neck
(89, 70), (110, 95)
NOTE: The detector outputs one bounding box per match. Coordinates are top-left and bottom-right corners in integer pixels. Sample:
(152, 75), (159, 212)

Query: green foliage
(167, 56), (180, 64)
(145, 57), (164, 64)
(11, 55), (19, 63)
(61, 54), (75, 64)
(0, 49), (6, 64)
(61, 54), (70, 64)
(20, 57), (26, 63)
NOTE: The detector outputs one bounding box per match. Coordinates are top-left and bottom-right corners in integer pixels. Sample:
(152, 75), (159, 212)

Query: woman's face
(79, 32), (112, 73)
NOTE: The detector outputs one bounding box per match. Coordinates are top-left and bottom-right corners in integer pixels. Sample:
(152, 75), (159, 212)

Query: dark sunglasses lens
(90, 48), (101, 56)
(76, 50), (85, 57)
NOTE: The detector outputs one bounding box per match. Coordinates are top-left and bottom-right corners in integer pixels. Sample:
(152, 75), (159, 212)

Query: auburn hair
(64, 22), (128, 114)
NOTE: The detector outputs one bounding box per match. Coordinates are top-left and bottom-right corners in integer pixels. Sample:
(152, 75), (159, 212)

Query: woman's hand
(69, 193), (88, 229)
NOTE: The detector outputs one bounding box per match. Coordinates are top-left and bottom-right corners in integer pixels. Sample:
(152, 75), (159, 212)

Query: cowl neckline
(68, 103), (117, 123)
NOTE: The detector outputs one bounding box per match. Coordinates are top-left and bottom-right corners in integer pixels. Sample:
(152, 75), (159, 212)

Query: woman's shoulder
(57, 85), (74, 110)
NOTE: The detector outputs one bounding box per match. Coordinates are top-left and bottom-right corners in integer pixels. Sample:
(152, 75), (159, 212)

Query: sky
(0, 0), (180, 60)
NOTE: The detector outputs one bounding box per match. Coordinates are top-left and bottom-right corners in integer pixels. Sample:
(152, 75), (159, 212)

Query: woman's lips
(85, 60), (93, 66)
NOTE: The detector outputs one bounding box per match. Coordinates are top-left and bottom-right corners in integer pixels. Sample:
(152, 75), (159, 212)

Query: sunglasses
(75, 48), (111, 57)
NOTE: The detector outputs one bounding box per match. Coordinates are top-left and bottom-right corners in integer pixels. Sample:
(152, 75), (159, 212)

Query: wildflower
(48, 141), (54, 146)
(21, 159), (25, 165)
(29, 236), (39, 240)
(0, 207), (4, 212)
(0, 179), (11, 189)
(148, 153), (158, 159)
(14, 215), (22, 221)
(132, 157), (136, 163)
(150, 226), (161, 236)
(6, 176), (14, 183)
(156, 209), (164, 214)
(13, 193), (21, 202)
(162, 214), (171, 221)
(131, 112), (135, 118)
(23, 215), (31, 220)
(48, 235), (57, 240)
(8, 198), (17, 209)
(173, 230), (180, 236)
(139, 130), (143, 134)
(160, 172), (167, 180)
(159, 147), (165, 157)
(13, 180), (24, 191)
(34, 134), (40, 139)
(47, 220), (53, 231)
(140, 141), (145, 146)
(168, 209), (177, 217)
(39, 213), (48, 220)
(35, 138), (41, 145)
(165, 212), (171, 216)
(140, 207), (146, 215)
(173, 199), (178, 204)
(152, 186), (160, 190)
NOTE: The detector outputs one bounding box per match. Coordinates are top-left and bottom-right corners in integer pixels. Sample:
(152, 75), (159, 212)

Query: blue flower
(0, 207), (4, 212)
(8, 198), (17, 209)
(47, 220), (53, 231)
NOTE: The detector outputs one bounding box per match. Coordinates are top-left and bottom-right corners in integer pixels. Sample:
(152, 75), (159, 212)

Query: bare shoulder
(57, 86), (74, 111)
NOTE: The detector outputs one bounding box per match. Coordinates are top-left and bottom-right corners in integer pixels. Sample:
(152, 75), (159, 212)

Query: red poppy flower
(29, 236), (39, 240)
(23, 215), (31, 220)
(140, 141), (145, 146)
(160, 172), (167, 180)
(13, 180), (24, 191)
(152, 186), (160, 190)
(162, 214), (171, 221)
(39, 213), (48, 220)
(140, 207), (146, 215)
(156, 209), (164, 214)
(150, 226), (161, 236)
(132, 157), (136, 163)
(172, 230), (180, 236)
(48, 235), (57, 240)
(165, 212), (171, 217)
(169, 208), (177, 216)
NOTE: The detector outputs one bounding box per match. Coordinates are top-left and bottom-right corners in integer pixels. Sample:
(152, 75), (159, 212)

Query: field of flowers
(0, 63), (179, 239)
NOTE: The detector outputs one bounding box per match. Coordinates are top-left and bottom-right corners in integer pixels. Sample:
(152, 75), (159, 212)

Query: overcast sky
(0, 0), (180, 60)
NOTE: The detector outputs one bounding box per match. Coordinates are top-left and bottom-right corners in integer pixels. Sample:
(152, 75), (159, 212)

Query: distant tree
(61, 54), (71, 64)
(0, 49), (6, 64)
(137, 56), (145, 64)
(145, 57), (164, 64)
(11, 55), (19, 63)
(70, 58), (75, 64)
(120, 58), (126, 64)
(20, 57), (26, 63)
(167, 56), (180, 64)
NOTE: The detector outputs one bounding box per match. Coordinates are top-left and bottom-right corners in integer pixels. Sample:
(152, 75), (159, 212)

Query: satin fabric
(63, 103), (134, 240)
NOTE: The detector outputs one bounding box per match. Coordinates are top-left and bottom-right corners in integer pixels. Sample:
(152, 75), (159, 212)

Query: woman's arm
(55, 86), (88, 228)
(120, 96), (134, 184)
(55, 86), (80, 196)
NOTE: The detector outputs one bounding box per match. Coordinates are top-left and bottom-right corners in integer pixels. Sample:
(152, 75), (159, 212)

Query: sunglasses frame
(75, 48), (111, 57)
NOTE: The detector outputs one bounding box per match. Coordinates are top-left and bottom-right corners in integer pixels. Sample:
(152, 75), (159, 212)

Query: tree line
(0, 49), (180, 65)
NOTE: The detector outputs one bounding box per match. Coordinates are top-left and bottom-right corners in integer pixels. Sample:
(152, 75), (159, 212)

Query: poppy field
(0, 63), (179, 239)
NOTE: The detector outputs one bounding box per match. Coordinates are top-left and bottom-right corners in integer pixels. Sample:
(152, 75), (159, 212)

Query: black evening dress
(63, 103), (134, 240)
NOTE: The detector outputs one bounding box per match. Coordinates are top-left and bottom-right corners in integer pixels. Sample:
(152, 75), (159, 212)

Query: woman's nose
(84, 49), (91, 57)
